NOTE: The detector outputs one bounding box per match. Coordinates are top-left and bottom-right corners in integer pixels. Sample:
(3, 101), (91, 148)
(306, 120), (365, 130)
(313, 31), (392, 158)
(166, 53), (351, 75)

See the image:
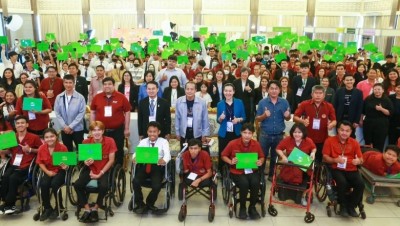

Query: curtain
(91, 14), (138, 40)
(203, 15), (249, 39)
(10, 14), (34, 40)
(145, 14), (193, 37)
(314, 16), (339, 41)
(40, 14), (82, 44)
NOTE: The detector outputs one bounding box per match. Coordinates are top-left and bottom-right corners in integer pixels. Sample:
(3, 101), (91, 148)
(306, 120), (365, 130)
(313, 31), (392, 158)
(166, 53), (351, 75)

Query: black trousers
(61, 130), (84, 152)
(132, 164), (164, 206)
(331, 169), (364, 209)
(179, 128), (202, 150)
(73, 166), (109, 207)
(364, 118), (388, 151)
(104, 125), (125, 166)
(40, 170), (66, 209)
(388, 126), (400, 145)
(0, 166), (28, 206)
(218, 132), (239, 172)
(315, 142), (324, 163)
(231, 172), (260, 208)
(183, 175), (213, 188)
(28, 128), (46, 137)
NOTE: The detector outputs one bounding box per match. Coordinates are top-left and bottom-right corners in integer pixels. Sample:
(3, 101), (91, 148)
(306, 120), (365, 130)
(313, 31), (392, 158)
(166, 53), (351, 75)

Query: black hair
(188, 138), (202, 148)
(147, 121), (161, 131)
(169, 75), (181, 88)
(63, 74), (75, 82)
(337, 120), (353, 131)
(289, 123), (307, 139)
(241, 123), (255, 132)
(102, 77), (115, 85)
(15, 115), (28, 123)
(384, 145), (400, 156)
(147, 81), (159, 88)
(121, 71), (135, 87)
(267, 80), (281, 89)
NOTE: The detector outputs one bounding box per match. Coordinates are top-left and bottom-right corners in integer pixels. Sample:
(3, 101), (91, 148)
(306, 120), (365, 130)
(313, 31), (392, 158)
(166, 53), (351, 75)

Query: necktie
(85, 69), (88, 78)
(150, 99), (155, 116)
(145, 142), (155, 173)
(13, 63), (15, 70)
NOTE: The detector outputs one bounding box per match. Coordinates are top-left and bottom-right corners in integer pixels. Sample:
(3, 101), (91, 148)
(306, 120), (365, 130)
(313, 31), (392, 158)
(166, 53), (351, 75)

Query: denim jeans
(259, 131), (283, 177)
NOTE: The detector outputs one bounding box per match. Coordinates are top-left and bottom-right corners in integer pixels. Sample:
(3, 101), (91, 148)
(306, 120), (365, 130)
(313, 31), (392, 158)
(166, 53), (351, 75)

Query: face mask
(207, 74), (213, 80)
(212, 62), (218, 68)
(263, 55), (269, 60)
(133, 63), (140, 67)
(148, 68), (155, 71)
(112, 59), (118, 63)
(79, 60), (83, 64)
(224, 70), (230, 75)
(116, 63), (122, 68)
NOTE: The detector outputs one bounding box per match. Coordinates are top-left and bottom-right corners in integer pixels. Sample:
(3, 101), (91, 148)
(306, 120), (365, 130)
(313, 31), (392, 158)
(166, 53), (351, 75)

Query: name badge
(312, 118), (321, 130)
(187, 172), (198, 180)
(13, 154), (23, 166)
(337, 157), (347, 169)
(28, 111), (36, 120)
(187, 117), (193, 128)
(296, 88), (304, 96)
(244, 169), (253, 174)
(149, 116), (156, 122)
(104, 106), (112, 117)
(227, 121), (234, 132)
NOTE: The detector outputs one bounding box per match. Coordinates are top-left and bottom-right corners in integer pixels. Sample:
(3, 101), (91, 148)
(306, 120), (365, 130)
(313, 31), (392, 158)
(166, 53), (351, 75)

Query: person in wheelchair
(276, 123), (316, 206)
(0, 115), (42, 214)
(74, 121), (116, 223)
(322, 120), (364, 217)
(182, 138), (213, 189)
(221, 123), (265, 220)
(362, 145), (400, 176)
(36, 128), (68, 221)
(131, 121), (171, 214)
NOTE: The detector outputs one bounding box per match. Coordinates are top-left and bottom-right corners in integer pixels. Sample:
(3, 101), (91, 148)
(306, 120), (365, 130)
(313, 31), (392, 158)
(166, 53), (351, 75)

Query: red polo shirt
(276, 137), (316, 156)
(294, 100), (336, 144)
(221, 138), (265, 175)
(83, 136), (117, 175)
(322, 136), (362, 172)
(39, 77), (64, 108)
(91, 91), (130, 129)
(10, 132), (43, 169)
(36, 142), (68, 173)
(182, 150), (212, 177)
(15, 93), (52, 131)
(362, 151), (400, 176)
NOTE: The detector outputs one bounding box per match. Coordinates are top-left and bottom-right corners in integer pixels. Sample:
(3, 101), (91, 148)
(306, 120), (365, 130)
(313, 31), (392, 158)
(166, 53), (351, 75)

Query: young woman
(209, 69), (225, 108)
(321, 77), (335, 104)
(194, 72), (205, 92)
(15, 72), (28, 97)
(128, 58), (144, 84)
(15, 80), (52, 136)
(1, 68), (19, 92)
(383, 69), (400, 95)
(74, 121), (116, 223)
(195, 81), (212, 108)
(279, 77), (294, 111)
(216, 83), (246, 173)
(162, 76), (184, 107)
(315, 68), (326, 85)
(261, 69), (272, 80)
(223, 65), (236, 83)
(388, 82), (400, 145)
(59, 62), (69, 78)
(36, 128), (68, 221)
(269, 61), (278, 80)
(109, 59), (126, 85)
(254, 76), (269, 105)
(354, 64), (367, 86)
(117, 71), (138, 112)
(1, 91), (17, 129)
(276, 123), (316, 206)
(138, 70), (162, 103)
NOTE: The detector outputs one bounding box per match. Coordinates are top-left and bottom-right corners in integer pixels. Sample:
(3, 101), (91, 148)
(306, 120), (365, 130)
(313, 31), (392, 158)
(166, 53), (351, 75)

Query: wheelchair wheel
(112, 164), (126, 207)
(170, 161), (176, 197)
(129, 162), (134, 193)
(208, 204), (215, 222)
(268, 205), (278, 216)
(304, 212), (315, 223)
(178, 183), (184, 201)
(314, 164), (328, 202)
(31, 163), (41, 194)
(66, 165), (80, 206)
(366, 196), (375, 204)
(397, 200), (400, 207)
(326, 206), (332, 217)
(61, 213), (68, 221)
(178, 205), (187, 222)
(128, 199), (133, 211)
(33, 213), (40, 221)
(261, 204), (266, 217)
(229, 209), (233, 218)
(221, 167), (231, 205)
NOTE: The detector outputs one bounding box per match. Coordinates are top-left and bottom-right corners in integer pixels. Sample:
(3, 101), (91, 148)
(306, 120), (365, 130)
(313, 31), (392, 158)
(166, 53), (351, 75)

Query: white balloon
(6, 15), (23, 31)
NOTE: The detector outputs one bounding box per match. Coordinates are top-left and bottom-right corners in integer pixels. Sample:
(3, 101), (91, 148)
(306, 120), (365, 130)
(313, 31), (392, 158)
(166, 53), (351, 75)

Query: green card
(391, 46), (400, 55)
(90, 38), (98, 45)
(199, 27), (208, 35)
(222, 53), (232, 61)
(163, 36), (172, 43)
(33, 63), (39, 70)
(148, 38), (160, 46)
(207, 35), (217, 44)
(310, 40), (321, 49)
(0, 36), (8, 44)
(153, 30), (163, 36)
(57, 52), (69, 61)
(370, 52), (384, 63)
(363, 43), (378, 53)
(37, 42), (50, 52)
(236, 153), (258, 169)
(220, 44), (230, 53)
(52, 152), (77, 166)
(178, 35), (189, 44)
(336, 46), (346, 55)
(76, 46), (88, 54)
(174, 42), (187, 51)
(332, 53), (344, 62)
(323, 54), (332, 61)
(247, 45), (258, 55)
(89, 45), (102, 53)
(22, 97), (43, 111)
(21, 39), (34, 48)
(62, 45), (73, 53)
(274, 52), (287, 63)
(0, 131), (18, 150)
(46, 33), (56, 41)
(345, 46), (357, 55)
(147, 44), (158, 54)
(279, 40), (292, 50)
(78, 143), (102, 161)
(252, 36), (266, 44)
(189, 42), (201, 51)
(298, 43), (310, 53)
(298, 36), (310, 43)
(235, 39), (244, 47)
(268, 36), (281, 45)
(177, 55), (189, 64)
(347, 42), (357, 48)
(80, 33), (88, 40)
(217, 36), (227, 45)
(161, 48), (174, 59)
(287, 147), (312, 172)
(116, 47), (127, 57)
(135, 147), (158, 164)
(110, 38), (119, 49)
(237, 50), (249, 60)
(228, 40), (236, 50)
(130, 43), (142, 53)
(103, 44), (112, 52)
(325, 44), (335, 52)
(386, 173), (400, 179)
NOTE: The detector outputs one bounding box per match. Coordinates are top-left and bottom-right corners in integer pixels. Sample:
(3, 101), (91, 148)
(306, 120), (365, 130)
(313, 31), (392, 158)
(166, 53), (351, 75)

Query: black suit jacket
(329, 75), (346, 91)
(118, 84), (139, 112)
(162, 87), (185, 107)
(138, 97), (171, 137)
(75, 76), (89, 103)
(291, 76), (316, 111)
(209, 81), (227, 108)
(233, 78), (255, 122)
(274, 69), (296, 82)
(333, 87), (363, 123)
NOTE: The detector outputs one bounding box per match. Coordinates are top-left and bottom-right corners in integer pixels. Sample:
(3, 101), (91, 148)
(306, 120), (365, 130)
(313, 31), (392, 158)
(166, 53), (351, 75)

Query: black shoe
(0, 204), (5, 215)
(348, 207), (358, 217)
(248, 206), (261, 220)
(79, 211), (91, 223)
(133, 203), (146, 214)
(40, 208), (53, 221)
(146, 205), (159, 213)
(49, 208), (60, 220)
(267, 176), (273, 182)
(4, 205), (16, 215)
(238, 206), (248, 219)
(89, 210), (99, 222)
(339, 206), (349, 217)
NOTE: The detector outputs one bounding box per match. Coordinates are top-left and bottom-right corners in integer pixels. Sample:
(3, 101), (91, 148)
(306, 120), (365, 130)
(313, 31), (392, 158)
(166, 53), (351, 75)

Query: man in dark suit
(329, 64), (346, 91)
(233, 67), (255, 123)
(273, 59), (296, 83)
(291, 62), (316, 111)
(138, 81), (171, 140)
(68, 63), (89, 103)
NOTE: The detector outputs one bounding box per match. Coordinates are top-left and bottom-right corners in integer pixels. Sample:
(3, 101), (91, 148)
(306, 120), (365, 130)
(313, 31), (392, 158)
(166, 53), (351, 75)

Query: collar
(309, 99), (325, 105)
(149, 97), (158, 103)
(103, 91), (116, 98)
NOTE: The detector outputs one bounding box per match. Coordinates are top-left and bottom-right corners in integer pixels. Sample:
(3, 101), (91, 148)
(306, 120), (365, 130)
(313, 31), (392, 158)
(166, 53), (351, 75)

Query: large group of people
(0, 33), (400, 222)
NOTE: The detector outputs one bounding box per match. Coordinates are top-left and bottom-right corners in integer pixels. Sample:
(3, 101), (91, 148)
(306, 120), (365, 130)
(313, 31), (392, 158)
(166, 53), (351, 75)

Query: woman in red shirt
(74, 121), (116, 223)
(15, 80), (52, 136)
(36, 128), (68, 221)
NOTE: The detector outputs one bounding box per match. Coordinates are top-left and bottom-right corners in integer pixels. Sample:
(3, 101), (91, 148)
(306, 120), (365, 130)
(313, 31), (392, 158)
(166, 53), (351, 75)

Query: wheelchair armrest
(275, 161), (315, 171)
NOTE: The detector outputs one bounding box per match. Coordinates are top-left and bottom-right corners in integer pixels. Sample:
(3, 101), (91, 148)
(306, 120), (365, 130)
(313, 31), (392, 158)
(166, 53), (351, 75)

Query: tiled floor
(1, 174), (400, 226)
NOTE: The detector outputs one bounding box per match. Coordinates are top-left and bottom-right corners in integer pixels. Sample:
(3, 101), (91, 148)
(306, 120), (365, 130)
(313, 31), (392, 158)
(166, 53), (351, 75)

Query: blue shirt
(138, 83), (163, 103)
(256, 97), (290, 135)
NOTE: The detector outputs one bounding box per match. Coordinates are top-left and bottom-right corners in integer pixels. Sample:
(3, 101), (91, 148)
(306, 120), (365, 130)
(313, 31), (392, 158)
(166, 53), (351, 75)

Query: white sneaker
(4, 206), (16, 214)
(301, 197), (308, 206)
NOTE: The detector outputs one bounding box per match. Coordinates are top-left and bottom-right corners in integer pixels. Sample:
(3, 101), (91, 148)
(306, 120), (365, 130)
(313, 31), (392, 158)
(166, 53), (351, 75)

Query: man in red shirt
(221, 123), (264, 220)
(90, 77), (131, 166)
(0, 115), (42, 214)
(362, 145), (400, 176)
(294, 85), (336, 162)
(39, 66), (64, 108)
(182, 139), (212, 188)
(322, 121), (364, 218)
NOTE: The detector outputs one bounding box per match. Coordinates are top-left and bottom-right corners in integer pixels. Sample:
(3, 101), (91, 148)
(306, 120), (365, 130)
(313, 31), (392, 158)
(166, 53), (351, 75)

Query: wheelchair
(0, 157), (40, 215)
(314, 163), (366, 219)
(127, 160), (174, 214)
(221, 163), (266, 219)
(32, 168), (69, 221)
(66, 162), (126, 221)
